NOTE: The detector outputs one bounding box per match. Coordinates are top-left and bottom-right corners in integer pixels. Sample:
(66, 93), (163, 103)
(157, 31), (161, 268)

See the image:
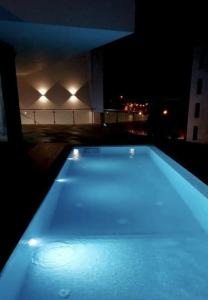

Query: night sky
(103, 1), (207, 106)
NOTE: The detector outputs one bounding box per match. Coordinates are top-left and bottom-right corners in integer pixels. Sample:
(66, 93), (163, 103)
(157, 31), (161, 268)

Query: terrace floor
(0, 123), (208, 270)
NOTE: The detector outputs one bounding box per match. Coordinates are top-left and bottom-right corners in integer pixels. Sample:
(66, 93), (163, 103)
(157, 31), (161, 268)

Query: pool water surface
(1, 146), (208, 300)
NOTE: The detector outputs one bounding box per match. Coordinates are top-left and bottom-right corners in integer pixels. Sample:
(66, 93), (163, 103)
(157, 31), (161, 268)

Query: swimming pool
(1, 145), (208, 299)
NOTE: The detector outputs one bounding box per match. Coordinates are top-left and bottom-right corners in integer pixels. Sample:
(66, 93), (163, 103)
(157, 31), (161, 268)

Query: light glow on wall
(68, 86), (78, 96)
(69, 95), (78, 102)
(37, 86), (50, 103)
(38, 87), (48, 96)
(39, 95), (48, 103)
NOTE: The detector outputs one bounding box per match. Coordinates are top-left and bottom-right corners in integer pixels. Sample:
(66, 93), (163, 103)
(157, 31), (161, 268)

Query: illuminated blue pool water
(1, 146), (208, 299)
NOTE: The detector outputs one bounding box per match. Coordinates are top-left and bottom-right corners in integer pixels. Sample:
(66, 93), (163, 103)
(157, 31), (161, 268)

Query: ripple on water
(32, 242), (74, 269)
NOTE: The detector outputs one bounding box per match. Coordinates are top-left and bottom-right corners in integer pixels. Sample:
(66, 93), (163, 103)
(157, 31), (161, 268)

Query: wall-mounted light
(39, 87), (48, 96)
(69, 87), (78, 96)
(37, 87), (49, 103)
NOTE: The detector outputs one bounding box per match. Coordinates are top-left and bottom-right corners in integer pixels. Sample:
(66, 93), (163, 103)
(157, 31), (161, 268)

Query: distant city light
(123, 102), (149, 115)
(163, 109), (168, 115)
(119, 95), (124, 99)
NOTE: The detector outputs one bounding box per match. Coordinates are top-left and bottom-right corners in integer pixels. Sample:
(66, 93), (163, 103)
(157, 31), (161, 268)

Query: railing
(20, 109), (149, 125)
(104, 110), (148, 123)
(20, 108), (95, 125)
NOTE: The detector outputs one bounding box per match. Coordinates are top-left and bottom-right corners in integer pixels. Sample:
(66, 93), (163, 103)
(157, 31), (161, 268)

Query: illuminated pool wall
(150, 147), (208, 232)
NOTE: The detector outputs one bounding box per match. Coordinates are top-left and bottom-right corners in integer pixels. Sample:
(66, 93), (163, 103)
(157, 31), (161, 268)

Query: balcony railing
(20, 108), (95, 125)
(104, 110), (148, 123)
(20, 109), (149, 125)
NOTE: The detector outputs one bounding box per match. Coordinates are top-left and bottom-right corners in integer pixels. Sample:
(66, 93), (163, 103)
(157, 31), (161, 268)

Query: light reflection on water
(32, 242), (74, 268)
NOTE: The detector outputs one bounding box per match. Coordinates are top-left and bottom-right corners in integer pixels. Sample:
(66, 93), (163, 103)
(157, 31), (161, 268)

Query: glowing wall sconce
(69, 95), (78, 102)
(39, 87), (47, 96)
(67, 86), (79, 102)
(69, 87), (78, 96)
(38, 87), (49, 103)
(68, 86), (78, 102)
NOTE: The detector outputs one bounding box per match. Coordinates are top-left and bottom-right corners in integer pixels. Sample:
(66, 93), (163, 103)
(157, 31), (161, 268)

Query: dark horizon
(103, 1), (208, 106)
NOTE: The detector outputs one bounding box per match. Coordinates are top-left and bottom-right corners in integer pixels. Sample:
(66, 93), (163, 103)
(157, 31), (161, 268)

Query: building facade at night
(0, 1), (135, 142)
(18, 51), (103, 125)
(187, 45), (208, 143)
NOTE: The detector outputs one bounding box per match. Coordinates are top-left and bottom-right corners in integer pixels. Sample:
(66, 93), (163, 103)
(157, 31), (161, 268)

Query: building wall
(89, 50), (103, 113)
(0, 74), (7, 140)
(187, 46), (208, 143)
(18, 52), (102, 125)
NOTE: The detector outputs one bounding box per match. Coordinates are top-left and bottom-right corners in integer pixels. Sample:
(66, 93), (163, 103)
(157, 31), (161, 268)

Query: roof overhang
(0, 1), (135, 74)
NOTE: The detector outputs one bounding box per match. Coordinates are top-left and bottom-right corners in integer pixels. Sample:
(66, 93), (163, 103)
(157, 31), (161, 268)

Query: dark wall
(0, 41), (22, 146)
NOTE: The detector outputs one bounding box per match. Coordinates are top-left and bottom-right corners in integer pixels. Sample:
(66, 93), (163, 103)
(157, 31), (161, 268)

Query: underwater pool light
(28, 239), (40, 247)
